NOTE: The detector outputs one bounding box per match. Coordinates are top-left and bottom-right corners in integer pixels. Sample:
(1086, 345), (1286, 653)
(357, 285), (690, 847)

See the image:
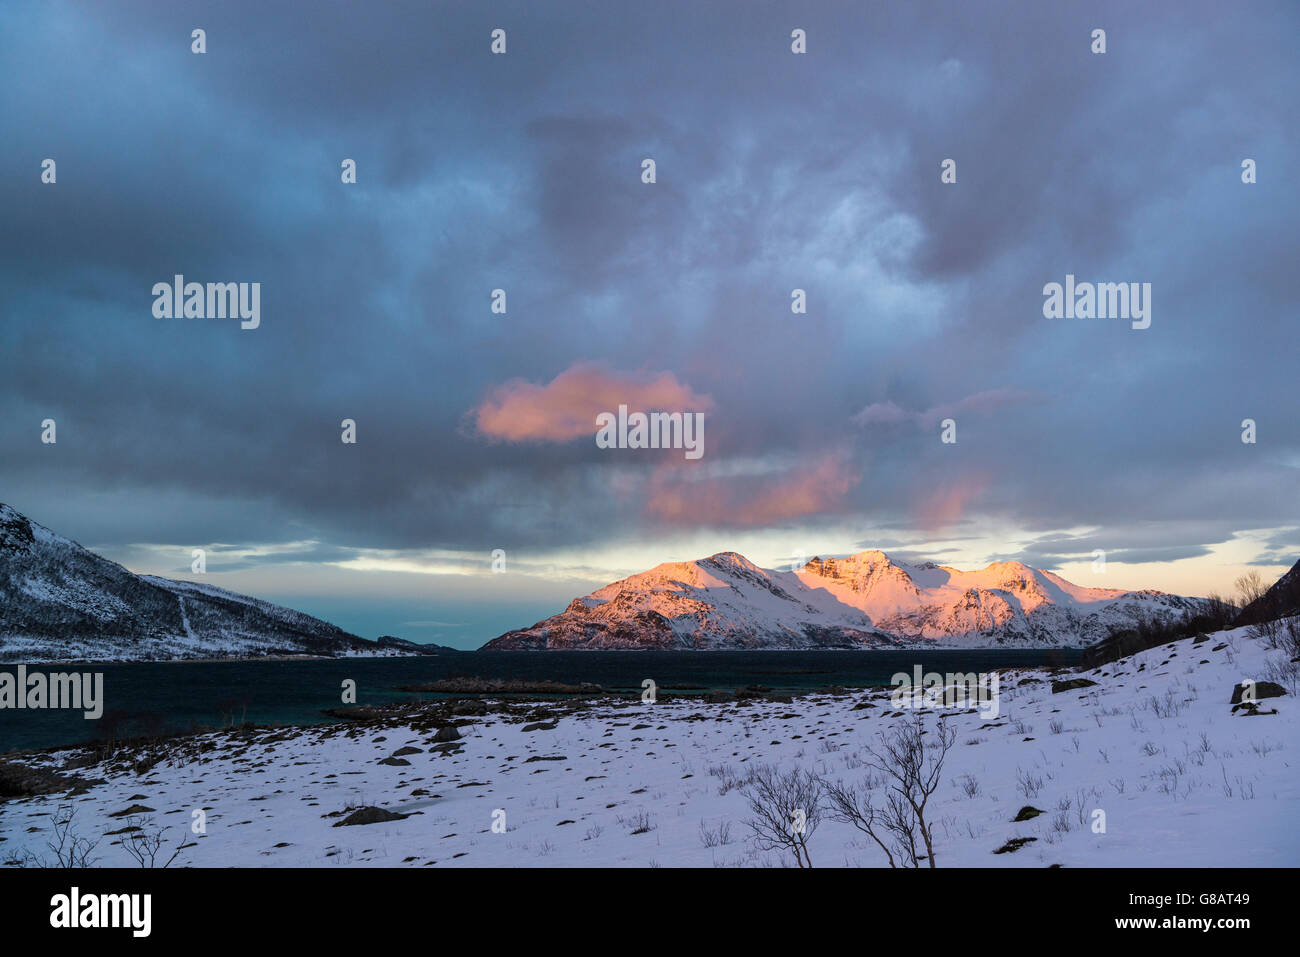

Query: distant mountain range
(0, 502), (1263, 659)
(483, 550), (1206, 650)
(0, 503), (431, 662)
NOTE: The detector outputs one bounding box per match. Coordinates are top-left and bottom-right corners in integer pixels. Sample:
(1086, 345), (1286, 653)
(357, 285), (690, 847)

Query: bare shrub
(617, 810), (655, 835)
(8, 805), (100, 868)
(1150, 689), (1181, 719)
(1250, 616), (1283, 649)
(740, 764), (823, 868)
(1263, 653), (1300, 697)
(858, 714), (955, 868)
(1016, 766), (1044, 799)
(957, 773), (981, 798)
(1285, 616), (1300, 658)
(1235, 571), (1267, 609)
(698, 818), (733, 848)
(1202, 592), (1239, 630)
(822, 776), (920, 868)
(1052, 798), (1072, 834)
(121, 817), (186, 868)
(708, 762), (745, 796)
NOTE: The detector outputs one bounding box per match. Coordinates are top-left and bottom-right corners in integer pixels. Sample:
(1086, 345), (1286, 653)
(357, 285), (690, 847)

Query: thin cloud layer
(853, 388), (1042, 431)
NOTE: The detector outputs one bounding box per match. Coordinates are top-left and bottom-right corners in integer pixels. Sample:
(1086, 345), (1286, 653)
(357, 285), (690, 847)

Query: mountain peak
(836, 549), (896, 566)
(0, 503), (37, 554)
(982, 559), (1038, 584)
(988, 559), (1033, 572)
(702, 551), (765, 573)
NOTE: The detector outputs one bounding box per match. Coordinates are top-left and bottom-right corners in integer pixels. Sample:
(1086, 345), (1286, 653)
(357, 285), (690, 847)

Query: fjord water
(0, 648), (1080, 753)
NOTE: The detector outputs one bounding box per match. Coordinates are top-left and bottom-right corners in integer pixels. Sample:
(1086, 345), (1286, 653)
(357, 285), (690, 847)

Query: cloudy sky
(2, 0), (1296, 648)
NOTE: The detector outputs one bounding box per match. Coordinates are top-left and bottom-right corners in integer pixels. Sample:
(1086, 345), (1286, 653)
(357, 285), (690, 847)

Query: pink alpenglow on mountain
(483, 550), (1202, 650)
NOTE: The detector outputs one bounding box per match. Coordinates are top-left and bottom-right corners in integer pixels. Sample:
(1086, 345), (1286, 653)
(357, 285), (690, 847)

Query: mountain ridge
(0, 503), (426, 662)
(484, 548), (1205, 650)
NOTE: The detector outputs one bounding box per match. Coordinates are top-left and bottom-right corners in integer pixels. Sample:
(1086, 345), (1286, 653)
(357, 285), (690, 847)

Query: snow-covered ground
(2, 626), (1296, 867)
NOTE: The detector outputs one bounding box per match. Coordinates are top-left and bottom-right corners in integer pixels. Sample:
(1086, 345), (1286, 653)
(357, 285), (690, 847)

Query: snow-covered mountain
(483, 549), (1203, 650)
(0, 503), (420, 662)
(486, 552), (893, 650)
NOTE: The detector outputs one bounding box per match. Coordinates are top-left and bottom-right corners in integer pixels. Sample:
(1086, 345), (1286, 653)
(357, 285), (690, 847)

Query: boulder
(1051, 678), (1098, 694)
(1229, 681), (1287, 704)
(332, 806), (410, 827)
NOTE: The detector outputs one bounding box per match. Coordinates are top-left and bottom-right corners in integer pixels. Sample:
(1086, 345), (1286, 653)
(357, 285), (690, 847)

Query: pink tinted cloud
(915, 473), (991, 533)
(646, 453), (859, 527)
(852, 388), (1041, 431)
(472, 361), (713, 442)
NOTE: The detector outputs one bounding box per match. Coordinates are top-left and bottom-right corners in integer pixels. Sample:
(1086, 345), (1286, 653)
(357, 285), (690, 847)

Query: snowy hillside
(484, 549), (1203, 650)
(3, 623), (1294, 867)
(0, 503), (417, 662)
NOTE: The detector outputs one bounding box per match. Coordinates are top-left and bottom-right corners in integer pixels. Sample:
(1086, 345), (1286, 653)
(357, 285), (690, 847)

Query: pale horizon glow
(96, 523), (1294, 649)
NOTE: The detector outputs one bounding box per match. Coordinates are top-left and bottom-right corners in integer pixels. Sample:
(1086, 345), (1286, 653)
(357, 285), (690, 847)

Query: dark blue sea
(0, 648), (1079, 753)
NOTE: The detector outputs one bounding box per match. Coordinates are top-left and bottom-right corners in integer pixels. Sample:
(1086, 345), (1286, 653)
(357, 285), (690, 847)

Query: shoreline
(0, 645), (1084, 667)
(1, 665), (1068, 760)
(0, 652), (437, 667)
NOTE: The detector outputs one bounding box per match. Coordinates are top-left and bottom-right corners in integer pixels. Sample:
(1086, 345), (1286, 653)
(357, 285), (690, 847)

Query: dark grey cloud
(1, 0), (1296, 603)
